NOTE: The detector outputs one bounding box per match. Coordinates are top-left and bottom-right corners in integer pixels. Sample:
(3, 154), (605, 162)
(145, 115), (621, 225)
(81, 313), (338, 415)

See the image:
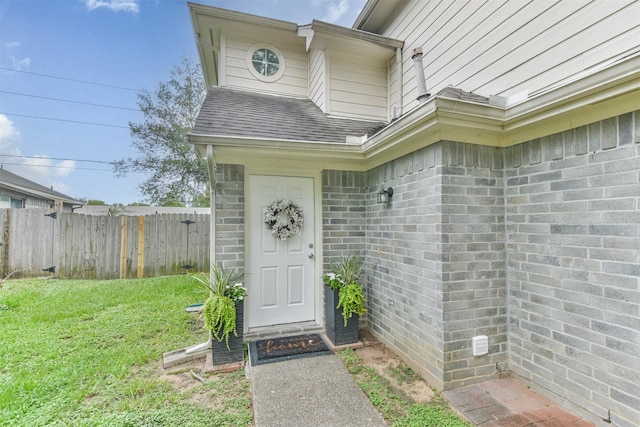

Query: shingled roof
(192, 87), (388, 143)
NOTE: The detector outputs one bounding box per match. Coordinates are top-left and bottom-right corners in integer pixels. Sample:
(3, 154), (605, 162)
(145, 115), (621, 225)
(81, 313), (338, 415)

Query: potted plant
(322, 254), (366, 346)
(193, 265), (247, 366)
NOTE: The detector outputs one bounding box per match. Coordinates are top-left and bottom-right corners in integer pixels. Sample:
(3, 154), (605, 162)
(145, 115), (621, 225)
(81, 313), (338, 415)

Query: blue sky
(0, 0), (366, 205)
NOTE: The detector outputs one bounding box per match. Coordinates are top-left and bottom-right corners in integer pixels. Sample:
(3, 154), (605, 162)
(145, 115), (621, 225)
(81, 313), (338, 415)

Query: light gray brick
(574, 126), (588, 154)
(591, 320), (637, 343)
(589, 122), (602, 151)
(618, 112), (634, 145)
(602, 117), (617, 149)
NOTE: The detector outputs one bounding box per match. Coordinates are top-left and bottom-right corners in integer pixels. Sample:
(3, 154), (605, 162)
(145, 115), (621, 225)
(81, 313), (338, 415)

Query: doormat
(249, 333), (332, 366)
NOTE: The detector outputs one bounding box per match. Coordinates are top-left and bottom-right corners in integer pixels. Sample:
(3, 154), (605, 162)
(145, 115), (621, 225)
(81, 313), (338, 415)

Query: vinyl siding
(309, 49), (326, 111)
(388, 52), (400, 119)
(223, 32), (308, 98)
(383, 0), (640, 112)
(328, 53), (388, 121)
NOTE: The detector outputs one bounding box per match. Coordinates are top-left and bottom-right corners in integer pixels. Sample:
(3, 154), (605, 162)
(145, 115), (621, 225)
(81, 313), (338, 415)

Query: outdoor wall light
(377, 187), (393, 204)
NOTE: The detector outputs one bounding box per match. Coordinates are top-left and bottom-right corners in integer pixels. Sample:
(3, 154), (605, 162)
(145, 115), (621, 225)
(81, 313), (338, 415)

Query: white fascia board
(189, 133), (365, 170)
(297, 25), (314, 51)
(361, 96), (504, 168)
(188, 3), (297, 32)
(298, 20), (402, 61)
(308, 20), (403, 50)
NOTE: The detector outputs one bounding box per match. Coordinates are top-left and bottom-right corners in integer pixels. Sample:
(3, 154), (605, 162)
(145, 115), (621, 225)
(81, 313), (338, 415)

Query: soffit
(352, 0), (408, 34)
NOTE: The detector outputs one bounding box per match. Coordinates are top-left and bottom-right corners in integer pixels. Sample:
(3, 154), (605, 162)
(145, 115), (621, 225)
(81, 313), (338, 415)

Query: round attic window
(247, 44), (285, 82)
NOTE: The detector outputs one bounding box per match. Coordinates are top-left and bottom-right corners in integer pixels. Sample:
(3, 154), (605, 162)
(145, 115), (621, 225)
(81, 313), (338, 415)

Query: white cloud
(23, 156), (76, 180)
(3, 41), (20, 48)
(0, 114), (20, 143)
(9, 56), (31, 71)
(85, 0), (139, 13)
(0, 114), (75, 193)
(321, 0), (350, 23)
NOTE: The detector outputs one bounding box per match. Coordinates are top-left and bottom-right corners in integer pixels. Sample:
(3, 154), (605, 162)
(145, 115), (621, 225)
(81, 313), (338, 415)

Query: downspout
(411, 47), (430, 103)
(206, 144), (217, 268)
(395, 46), (403, 118)
(186, 144), (216, 356)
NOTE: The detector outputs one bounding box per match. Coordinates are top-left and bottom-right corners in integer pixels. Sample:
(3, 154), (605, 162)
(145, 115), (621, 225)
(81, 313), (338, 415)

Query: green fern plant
(203, 294), (237, 348)
(192, 265), (247, 349)
(337, 282), (366, 326)
(323, 254), (367, 326)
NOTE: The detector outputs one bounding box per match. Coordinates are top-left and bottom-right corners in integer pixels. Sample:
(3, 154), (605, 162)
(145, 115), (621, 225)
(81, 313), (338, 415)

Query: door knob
(308, 253), (314, 259)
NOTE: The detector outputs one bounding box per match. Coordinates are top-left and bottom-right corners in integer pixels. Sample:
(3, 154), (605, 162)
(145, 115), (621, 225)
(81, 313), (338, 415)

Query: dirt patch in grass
(161, 358), (252, 417)
(355, 342), (435, 404)
(161, 365), (205, 395)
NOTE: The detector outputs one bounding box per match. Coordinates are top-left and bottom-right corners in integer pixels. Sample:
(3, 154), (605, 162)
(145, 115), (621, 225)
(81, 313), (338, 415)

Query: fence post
(0, 209), (8, 278)
(119, 216), (127, 279)
(137, 215), (144, 278)
(43, 211), (57, 274)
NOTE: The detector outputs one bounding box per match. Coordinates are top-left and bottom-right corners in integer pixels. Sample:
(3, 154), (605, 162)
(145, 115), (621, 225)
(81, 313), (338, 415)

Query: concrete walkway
(249, 354), (386, 427)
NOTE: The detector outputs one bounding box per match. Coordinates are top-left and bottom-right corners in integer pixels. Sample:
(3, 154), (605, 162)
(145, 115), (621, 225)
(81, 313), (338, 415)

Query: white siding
(388, 51), (400, 120)
(309, 49), (326, 111)
(384, 0), (640, 112)
(328, 53), (388, 121)
(222, 30), (308, 98)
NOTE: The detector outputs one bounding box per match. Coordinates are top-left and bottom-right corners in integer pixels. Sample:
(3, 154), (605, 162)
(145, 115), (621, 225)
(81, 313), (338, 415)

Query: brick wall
(440, 143), (508, 390)
(505, 111), (640, 427)
(325, 111), (639, 425)
(321, 170), (367, 264)
(358, 142), (508, 390)
(214, 164), (245, 270)
(364, 143), (446, 388)
(321, 170), (368, 328)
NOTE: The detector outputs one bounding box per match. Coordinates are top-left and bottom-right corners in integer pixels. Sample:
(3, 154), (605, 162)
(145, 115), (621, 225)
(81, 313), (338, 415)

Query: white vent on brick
(472, 335), (489, 356)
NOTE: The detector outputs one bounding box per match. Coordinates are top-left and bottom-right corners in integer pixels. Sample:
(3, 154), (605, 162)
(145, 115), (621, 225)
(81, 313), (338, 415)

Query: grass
(337, 348), (472, 427)
(2, 275), (468, 427)
(0, 276), (251, 426)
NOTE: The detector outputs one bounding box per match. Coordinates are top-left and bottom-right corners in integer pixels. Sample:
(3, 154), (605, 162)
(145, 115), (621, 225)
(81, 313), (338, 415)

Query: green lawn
(1, 276), (469, 427)
(0, 276), (252, 426)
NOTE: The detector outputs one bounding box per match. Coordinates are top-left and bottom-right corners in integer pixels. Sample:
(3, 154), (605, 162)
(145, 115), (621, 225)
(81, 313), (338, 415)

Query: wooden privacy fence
(0, 208), (210, 280)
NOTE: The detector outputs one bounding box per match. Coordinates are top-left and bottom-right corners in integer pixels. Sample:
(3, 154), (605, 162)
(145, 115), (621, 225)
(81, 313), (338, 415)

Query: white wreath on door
(263, 199), (303, 240)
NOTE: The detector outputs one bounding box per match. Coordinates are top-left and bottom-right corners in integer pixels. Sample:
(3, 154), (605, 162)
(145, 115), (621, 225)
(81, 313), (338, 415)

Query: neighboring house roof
(0, 167), (81, 205)
(191, 87), (388, 144)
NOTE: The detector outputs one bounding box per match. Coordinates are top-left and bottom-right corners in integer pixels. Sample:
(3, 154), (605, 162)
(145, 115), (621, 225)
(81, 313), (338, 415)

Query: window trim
(246, 43), (286, 83)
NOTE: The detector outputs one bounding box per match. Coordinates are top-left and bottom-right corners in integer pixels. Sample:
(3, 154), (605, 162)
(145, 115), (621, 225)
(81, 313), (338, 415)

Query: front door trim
(244, 166), (323, 334)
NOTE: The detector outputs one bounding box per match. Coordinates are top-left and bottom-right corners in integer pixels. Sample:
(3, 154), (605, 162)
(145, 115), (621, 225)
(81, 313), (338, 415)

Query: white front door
(248, 175), (316, 328)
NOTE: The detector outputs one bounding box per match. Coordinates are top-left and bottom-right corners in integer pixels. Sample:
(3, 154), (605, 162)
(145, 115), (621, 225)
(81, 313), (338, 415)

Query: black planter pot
(211, 301), (244, 366)
(325, 285), (359, 346)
